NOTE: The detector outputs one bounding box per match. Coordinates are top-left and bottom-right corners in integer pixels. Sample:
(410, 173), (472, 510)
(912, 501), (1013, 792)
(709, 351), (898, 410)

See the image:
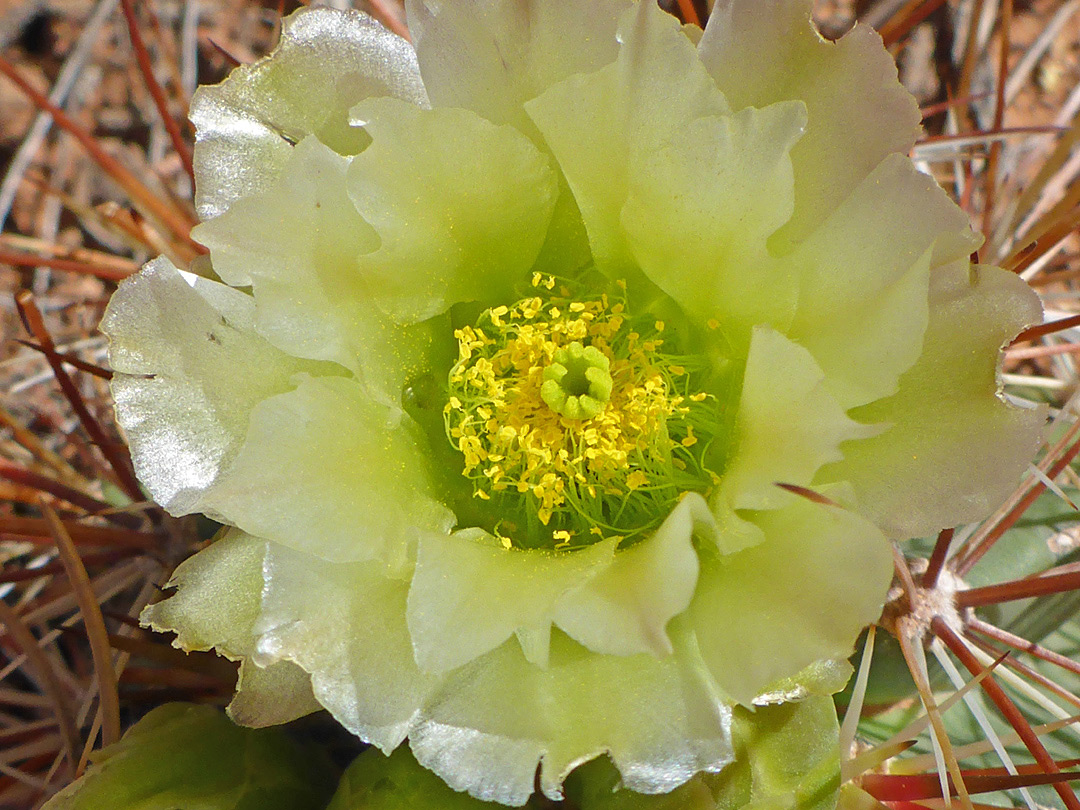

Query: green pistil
(540, 342), (614, 420)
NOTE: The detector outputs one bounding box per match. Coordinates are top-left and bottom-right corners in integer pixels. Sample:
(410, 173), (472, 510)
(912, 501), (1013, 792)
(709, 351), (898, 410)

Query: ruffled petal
(698, 0), (921, 248)
(784, 154), (978, 409)
(403, 0), (628, 276)
(192, 6), (428, 221)
(251, 543), (440, 752)
(346, 98), (558, 323)
(552, 494), (709, 657)
(407, 530), (617, 671)
(568, 696), (841, 810)
(691, 496), (892, 706)
(405, 0), (629, 135)
(140, 530), (319, 727)
(103, 258), (320, 515)
(141, 528), (265, 658)
(706, 698), (841, 810)
(820, 263), (1046, 538)
(150, 527), (726, 804)
(229, 660), (321, 729)
(525, 1), (729, 275)
(621, 101), (806, 343)
(410, 623), (733, 805)
(717, 326), (877, 524)
(192, 136), (447, 403)
(167, 537), (732, 807)
(202, 375), (454, 567)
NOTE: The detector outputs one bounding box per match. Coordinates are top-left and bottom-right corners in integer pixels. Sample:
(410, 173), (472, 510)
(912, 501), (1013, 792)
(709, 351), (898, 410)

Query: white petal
(193, 136), (445, 404)
(552, 494), (709, 657)
(253, 543), (440, 752)
(347, 98), (558, 323)
(193, 6), (428, 220)
(406, 0), (629, 135)
(411, 625), (732, 805)
(203, 375), (453, 567)
(821, 263), (1046, 537)
(407, 530), (616, 672)
(783, 154), (978, 409)
(526, 0), (729, 275)
(692, 495), (892, 706)
(103, 258), (318, 516)
(717, 326), (877, 526)
(699, 0), (921, 248)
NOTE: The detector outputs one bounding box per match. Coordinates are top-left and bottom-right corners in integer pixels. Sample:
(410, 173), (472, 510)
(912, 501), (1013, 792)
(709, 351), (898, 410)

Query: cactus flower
(103, 0), (1044, 805)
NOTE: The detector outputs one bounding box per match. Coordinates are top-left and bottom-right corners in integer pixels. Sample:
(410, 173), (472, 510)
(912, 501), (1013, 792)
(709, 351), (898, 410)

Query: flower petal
(229, 660), (321, 729)
(192, 6), (428, 221)
(192, 136), (447, 403)
(407, 530), (617, 672)
(621, 101), (806, 343)
(103, 258), (319, 516)
(691, 495), (892, 705)
(203, 375), (453, 566)
(706, 698), (841, 810)
(718, 326), (877, 523)
(141, 528), (265, 658)
(784, 154), (979, 409)
(347, 98), (558, 323)
(153, 537), (731, 807)
(410, 624), (733, 805)
(698, 0), (921, 248)
(552, 494), (709, 657)
(525, 0), (729, 275)
(568, 696), (841, 810)
(820, 263), (1046, 538)
(405, 0), (629, 135)
(403, 0), (631, 281)
(140, 529), (319, 727)
(252, 543), (440, 752)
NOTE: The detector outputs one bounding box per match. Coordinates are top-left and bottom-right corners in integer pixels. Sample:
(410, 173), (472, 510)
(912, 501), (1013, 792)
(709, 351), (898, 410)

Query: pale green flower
(103, 0), (1044, 805)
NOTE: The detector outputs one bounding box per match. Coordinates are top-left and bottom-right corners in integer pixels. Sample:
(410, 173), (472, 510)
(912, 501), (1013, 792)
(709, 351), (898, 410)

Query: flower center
(540, 342), (613, 419)
(443, 276), (721, 550)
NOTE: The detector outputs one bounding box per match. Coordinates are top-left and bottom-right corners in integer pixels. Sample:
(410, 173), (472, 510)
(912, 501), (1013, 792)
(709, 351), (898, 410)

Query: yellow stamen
(446, 290), (683, 537)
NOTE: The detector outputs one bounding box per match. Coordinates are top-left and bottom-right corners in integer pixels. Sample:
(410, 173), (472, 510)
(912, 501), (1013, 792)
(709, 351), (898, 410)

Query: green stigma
(541, 342), (614, 420)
